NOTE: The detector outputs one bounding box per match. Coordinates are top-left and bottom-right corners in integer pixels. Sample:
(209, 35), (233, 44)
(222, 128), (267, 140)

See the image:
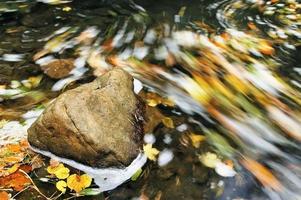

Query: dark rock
(28, 68), (145, 168)
(192, 164), (209, 184)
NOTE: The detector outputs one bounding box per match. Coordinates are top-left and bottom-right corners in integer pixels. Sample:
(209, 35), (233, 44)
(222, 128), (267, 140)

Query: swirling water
(0, 0), (301, 199)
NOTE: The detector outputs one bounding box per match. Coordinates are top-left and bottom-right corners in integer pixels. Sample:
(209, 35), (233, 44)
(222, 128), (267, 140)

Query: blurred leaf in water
(199, 152), (221, 168)
(241, 157), (282, 191)
(188, 132), (205, 148)
(162, 117), (175, 129)
(143, 144), (160, 161)
(0, 119), (8, 128)
(144, 92), (175, 107)
(206, 131), (235, 158)
(62, 6), (72, 12)
(38, 0), (72, 5)
(131, 168), (143, 181)
(0, 1), (32, 13)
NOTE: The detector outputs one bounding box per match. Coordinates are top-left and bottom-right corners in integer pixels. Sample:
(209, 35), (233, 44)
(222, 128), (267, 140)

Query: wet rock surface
(28, 68), (145, 168)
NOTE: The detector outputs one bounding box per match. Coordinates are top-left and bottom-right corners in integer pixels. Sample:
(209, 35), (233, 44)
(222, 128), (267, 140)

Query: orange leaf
(241, 158), (282, 191)
(0, 191), (9, 200)
(19, 165), (32, 173)
(6, 144), (21, 153)
(0, 171), (31, 191)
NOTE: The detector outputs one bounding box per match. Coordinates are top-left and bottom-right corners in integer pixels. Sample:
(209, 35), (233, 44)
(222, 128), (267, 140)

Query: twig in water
(19, 169), (50, 200)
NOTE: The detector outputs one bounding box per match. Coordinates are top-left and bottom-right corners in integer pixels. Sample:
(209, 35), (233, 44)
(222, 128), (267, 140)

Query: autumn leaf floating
(67, 174), (92, 193)
(45, 160), (94, 194)
(47, 163), (70, 179)
(56, 180), (67, 193)
(0, 140), (43, 193)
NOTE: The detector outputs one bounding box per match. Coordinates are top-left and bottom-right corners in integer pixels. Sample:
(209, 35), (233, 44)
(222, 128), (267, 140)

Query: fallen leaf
(56, 180), (67, 193)
(0, 119), (8, 128)
(162, 117), (175, 129)
(27, 75), (43, 88)
(0, 191), (9, 200)
(0, 164), (20, 177)
(131, 168), (143, 181)
(258, 41), (274, 55)
(62, 6), (72, 12)
(47, 163), (70, 179)
(79, 188), (102, 196)
(199, 152), (221, 168)
(0, 170), (31, 191)
(189, 133), (205, 148)
(143, 144), (160, 161)
(30, 155), (44, 170)
(67, 174), (92, 193)
(49, 158), (60, 167)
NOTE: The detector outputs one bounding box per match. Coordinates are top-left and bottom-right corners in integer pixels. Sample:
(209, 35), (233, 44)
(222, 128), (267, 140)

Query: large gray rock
(28, 68), (145, 168)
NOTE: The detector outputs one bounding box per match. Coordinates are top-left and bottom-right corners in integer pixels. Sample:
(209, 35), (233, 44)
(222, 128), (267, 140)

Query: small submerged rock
(28, 68), (146, 168)
(40, 59), (74, 79)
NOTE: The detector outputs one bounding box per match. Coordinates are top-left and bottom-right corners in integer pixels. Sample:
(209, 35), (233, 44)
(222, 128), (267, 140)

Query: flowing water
(0, 0), (301, 199)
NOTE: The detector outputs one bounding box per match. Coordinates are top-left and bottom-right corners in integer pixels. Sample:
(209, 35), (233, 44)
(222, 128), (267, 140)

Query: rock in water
(28, 68), (145, 168)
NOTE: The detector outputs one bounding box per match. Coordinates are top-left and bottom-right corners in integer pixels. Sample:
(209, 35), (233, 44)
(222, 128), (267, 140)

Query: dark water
(0, 0), (301, 199)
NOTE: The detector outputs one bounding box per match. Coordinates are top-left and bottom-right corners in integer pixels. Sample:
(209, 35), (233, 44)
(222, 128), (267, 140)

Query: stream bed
(0, 0), (301, 199)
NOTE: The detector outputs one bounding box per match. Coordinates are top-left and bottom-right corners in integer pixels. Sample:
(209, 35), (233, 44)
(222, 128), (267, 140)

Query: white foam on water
(30, 146), (147, 192)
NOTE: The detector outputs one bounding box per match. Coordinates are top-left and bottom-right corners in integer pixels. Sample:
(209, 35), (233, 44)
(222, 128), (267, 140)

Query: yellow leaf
(0, 164), (20, 177)
(47, 163), (70, 179)
(143, 144), (160, 161)
(199, 152), (221, 168)
(162, 117), (174, 128)
(28, 75), (43, 88)
(147, 99), (159, 107)
(67, 174), (92, 193)
(62, 7), (72, 12)
(56, 180), (67, 193)
(0, 119), (8, 129)
(189, 133), (205, 148)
